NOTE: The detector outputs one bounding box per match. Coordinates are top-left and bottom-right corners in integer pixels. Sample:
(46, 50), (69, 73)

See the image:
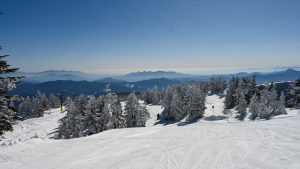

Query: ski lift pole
(60, 94), (63, 112)
(57, 90), (65, 112)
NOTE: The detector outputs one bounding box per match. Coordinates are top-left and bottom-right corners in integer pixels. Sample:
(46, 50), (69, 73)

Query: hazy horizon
(16, 65), (300, 76)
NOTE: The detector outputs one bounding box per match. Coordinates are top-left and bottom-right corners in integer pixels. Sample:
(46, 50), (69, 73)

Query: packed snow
(1, 95), (300, 169)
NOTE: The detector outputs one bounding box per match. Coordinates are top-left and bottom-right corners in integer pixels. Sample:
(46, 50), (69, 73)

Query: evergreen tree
(170, 90), (183, 121)
(236, 81), (247, 120)
(151, 85), (161, 105)
(99, 101), (112, 131)
(142, 88), (152, 104)
(136, 104), (150, 127)
(82, 96), (98, 135)
(49, 93), (60, 108)
(234, 79), (247, 120)
(58, 97), (80, 138)
(236, 79), (247, 101)
(185, 84), (206, 119)
(111, 99), (125, 128)
(124, 93), (139, 127)
(288, 78), (300, 107)
(17, 96), (33, 118)
(275, 92), (287, 115)
(0, 47), (23, 135)
(172, 86), (187, 121)
(32, 91), (49, 117)
(85, 95), (106, 134)
(106, 93), (125, 129)
(249, 94), (259, 120)
(125, 93), (149, 127)
(224, 76), (238, 109)
(267, 87), (278, 116)
(258, 90), (272, 119)
(161, 86), (175, 120)
(247, 76), (257, 102)
(209, 77), (226, 94)
(142, 85), (161, 105)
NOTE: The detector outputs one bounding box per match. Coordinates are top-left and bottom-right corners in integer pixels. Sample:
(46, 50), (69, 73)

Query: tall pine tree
(249, 94), (259, 120)
(236, 80), (247, 120)
(289, 78), (300, 107)
(275, 92), (287, 115)
(0, 46), (23, 135)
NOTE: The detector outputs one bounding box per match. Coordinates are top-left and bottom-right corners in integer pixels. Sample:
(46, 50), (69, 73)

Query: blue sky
(1, 0), (300, 74)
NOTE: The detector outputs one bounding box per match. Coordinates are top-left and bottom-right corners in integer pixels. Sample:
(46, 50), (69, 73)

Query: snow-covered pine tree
(258, 90), (272, 119)
(237, 91), (247, 120)
(17, 96), (33, 119)
(74, 95), (87, 116)
(142, 88), (152, 104)
(172, 85), (187, 121)
(98, 101), (111, 132)
(161, 86), (175, 120)
(112, 99), (125, 128)
(151, 85), (161, 105)
(136, 104), (150, 127)
(249, 94), (259, 120)
(209, 77), (226, 94)
(267, 87), (278, 116)
(235, 78), (247, 101)
(72, 95), (88, 137)
(236, 80), (247, 120)
(49, 93), (60, 108)
(0, 47), (23, 135)
(224, 86), (234, 109)
(247, 76), (257, 103)
(170, 90), (181, 121)
(125, 93), (149, 127)
(58, 97), (80, 138)
(288, 78), (300, 107)
(82, 96), (98, 135)
(32, 91), (49, 117)
(142, 85), (161, 105)
(17, 100), (26, 118)
(186, 84), (206, 119)
(224, 76), (239, 109)
(107, 93), (125, 129)
(275, 92), (287, 115)
(124, 93), (139, 127)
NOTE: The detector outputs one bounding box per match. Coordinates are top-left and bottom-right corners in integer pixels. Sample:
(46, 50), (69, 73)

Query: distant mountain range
(14, 70), (107, 83)
(11, 69), (300, 96)
(16, 70), (191, 83)
(114, 71), (193, 82)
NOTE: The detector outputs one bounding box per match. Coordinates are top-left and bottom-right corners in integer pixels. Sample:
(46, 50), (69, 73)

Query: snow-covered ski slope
(1, 95), (300, 169)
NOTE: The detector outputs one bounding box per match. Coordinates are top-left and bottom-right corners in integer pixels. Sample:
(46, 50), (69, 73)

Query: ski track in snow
(1, 95), (300, 169)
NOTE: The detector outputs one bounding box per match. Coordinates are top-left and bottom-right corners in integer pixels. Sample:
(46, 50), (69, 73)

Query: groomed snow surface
(1, 95), (300, 169)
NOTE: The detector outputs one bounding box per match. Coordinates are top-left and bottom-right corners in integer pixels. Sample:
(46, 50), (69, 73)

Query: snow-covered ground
(0, 108), (65, 147)
(1, 95), (300, 169)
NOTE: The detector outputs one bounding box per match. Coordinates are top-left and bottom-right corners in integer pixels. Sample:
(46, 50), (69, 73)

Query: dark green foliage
(288, 78), (300, 107)
(0, 47), (23, 135)
(209, 77), (226, 94)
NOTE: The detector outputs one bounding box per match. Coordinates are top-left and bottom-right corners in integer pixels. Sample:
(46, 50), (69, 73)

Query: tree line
(17, 91), (61, 119)
(224, 76), (287, 120)
(58, 92), (149, 139)
(161, 83), (208, 121)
